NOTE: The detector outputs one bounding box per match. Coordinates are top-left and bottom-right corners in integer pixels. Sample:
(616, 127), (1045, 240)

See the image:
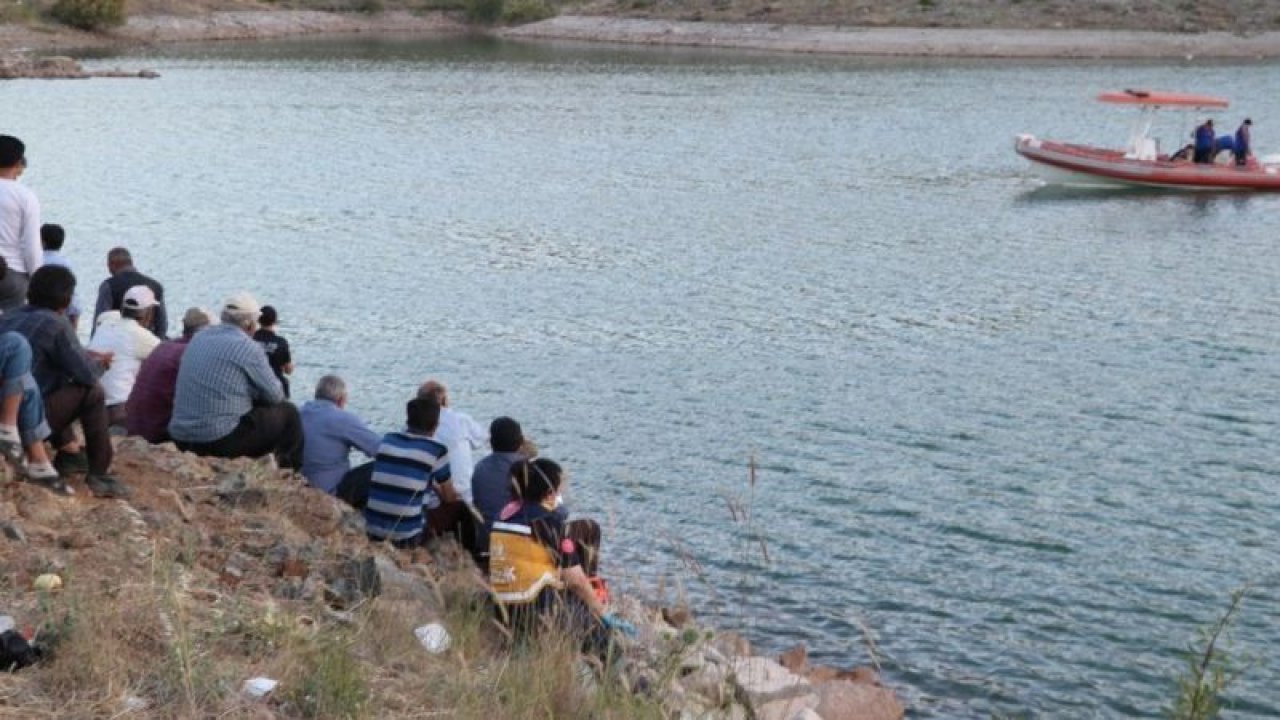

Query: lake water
(7, 36), (1278, 717)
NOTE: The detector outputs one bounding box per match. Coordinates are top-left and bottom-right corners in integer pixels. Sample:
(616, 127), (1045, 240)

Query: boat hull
(1014, 135), (1280, 191)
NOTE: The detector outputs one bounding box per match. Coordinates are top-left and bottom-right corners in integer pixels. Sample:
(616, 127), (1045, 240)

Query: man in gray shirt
(168, 292), (302, 469)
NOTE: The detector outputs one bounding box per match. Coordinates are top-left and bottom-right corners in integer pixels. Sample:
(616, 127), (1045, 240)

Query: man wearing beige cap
(125, 306), (214, 444)
(168, 292), (302, 468)
(88, 285), (162, 426)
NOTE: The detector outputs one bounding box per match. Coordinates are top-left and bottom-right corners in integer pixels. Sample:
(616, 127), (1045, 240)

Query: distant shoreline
(3, 11), (1280, 59)
(500, 17), (1280, 59)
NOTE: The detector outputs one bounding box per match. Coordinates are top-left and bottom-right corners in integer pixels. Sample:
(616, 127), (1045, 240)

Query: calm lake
(7, 36), (1278, 717)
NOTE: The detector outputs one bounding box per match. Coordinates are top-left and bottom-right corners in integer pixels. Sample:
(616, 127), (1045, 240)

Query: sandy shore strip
(500, 16), (1280, 59)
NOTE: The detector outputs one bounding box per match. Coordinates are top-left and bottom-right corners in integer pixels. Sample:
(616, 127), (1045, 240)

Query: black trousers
(176, 402), (303, 469)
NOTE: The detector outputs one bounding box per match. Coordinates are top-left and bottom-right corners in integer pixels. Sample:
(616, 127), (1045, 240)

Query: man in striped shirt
(364, 395), (457, 547)
(168, 292), (303, 469)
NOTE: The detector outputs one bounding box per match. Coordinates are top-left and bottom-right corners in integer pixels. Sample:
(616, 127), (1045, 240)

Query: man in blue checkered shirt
(168, 292), (303, 469)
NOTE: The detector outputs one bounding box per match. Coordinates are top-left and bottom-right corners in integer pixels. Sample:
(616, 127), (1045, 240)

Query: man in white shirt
(0, 136), (42, 312)
(417, 379), (488, 503)
(88, 285), (162, 426)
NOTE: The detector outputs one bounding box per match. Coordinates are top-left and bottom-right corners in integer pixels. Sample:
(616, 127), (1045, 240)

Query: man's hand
(87, 350), (114, 370)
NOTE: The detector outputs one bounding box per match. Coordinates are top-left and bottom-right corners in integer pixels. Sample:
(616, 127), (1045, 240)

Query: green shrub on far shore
(49, 0), (126, 30)
(502, 0), (555, 24)
(464, 0), (504, 24)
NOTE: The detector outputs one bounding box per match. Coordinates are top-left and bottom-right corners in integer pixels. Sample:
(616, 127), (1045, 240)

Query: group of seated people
(0, 256), (627, 645)
(300, 378), (631, 645)
(0, 258), (300, 499)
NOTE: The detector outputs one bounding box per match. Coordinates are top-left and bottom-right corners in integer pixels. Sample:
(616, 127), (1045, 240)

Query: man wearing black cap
(0, 136), (43, 312)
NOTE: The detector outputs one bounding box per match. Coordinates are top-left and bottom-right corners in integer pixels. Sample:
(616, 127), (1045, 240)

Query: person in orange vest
(489, 457), (634, 650)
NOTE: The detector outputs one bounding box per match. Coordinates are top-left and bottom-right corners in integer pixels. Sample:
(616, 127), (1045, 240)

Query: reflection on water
(8, 37), (1280, 718)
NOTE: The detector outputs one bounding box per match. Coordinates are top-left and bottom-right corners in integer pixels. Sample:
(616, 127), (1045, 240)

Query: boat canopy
(1097, 89), (1229, 109)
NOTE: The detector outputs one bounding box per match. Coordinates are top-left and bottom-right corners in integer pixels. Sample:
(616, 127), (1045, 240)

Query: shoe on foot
(54, 451), (89, 476)
(0, 425), (22, 463)
(24, 463), (74, 496)
(85, 474), (131, 499)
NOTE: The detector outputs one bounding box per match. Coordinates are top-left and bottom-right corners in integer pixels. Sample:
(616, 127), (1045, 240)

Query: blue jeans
(0, 331), (51, 446)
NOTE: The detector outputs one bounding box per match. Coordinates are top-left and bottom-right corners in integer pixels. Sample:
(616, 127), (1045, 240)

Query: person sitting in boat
(1192, 119), (1215, 163)
(1234, 118), (1252, 166)
(1169, 143), (1195, 162)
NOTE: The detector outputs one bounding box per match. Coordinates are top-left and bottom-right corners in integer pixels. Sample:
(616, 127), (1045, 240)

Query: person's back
(300, 375), (380, 494)
(433, 406), (485, 501)
(125, 339), (188, 442)
(88, 312), (157, 406)
(364, 397), (453, 547)
(253, 305), (292, 398)
(95, 247), (167, 339)
(417, 381), (486, 502)
(169, 294), (299, 469)
(87, 286), (162, 414)
(39, 224), (79, 327)
(1235, 118), (1252, 165)
(0, 136), (42, 312)
(1193, 121), (1216, 163)
(473, 416), (526, 525)
(169, 322), (279, 443)
(125, 307), (211, 443)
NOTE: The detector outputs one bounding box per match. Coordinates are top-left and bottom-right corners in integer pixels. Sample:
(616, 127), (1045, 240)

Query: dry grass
(0, 534), (664, 720)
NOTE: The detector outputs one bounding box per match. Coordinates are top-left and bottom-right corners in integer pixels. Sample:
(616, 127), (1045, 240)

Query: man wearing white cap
(168, 291), (303, 469)
(88, 285), (163, 426)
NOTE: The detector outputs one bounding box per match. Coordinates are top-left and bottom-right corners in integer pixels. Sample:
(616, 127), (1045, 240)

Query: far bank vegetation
(8, 0), (1280, 34)
(0, 0), (559, 30)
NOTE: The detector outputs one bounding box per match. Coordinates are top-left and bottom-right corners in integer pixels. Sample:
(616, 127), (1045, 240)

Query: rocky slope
(0, 438), (900, 719)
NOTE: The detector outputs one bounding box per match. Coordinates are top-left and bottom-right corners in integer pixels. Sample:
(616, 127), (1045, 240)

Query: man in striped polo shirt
(168, 292), (302, 469)
(365, 395), (458, 548)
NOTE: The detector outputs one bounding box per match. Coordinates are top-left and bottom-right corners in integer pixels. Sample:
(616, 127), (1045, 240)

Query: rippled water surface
(8, 38), (1279, 716)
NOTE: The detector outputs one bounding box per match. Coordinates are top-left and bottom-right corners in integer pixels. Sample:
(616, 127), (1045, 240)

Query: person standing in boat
(1192, 118), (1215, 164)
(1234, 118), (1252, 166)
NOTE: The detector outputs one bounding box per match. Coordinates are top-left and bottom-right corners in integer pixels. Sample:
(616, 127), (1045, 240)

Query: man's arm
(433, 477), (460, 505)
(533, 518), (605, 617)
(562, 564), (606, 617)
(462, 412), (488, 449)
(54, 321), (103, 386)
(343, 412), (382, 458)
(92, 280), (112, 335)
(21, 193), (41, 274)
(152, 298), (169, 340)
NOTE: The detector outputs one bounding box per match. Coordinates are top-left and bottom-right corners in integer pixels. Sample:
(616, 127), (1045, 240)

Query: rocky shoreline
(0, 439), (903, 719)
